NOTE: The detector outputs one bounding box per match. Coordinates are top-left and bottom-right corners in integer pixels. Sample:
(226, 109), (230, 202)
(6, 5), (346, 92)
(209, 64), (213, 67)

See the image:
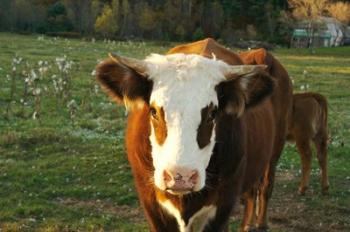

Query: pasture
(0, 33), (349, 231)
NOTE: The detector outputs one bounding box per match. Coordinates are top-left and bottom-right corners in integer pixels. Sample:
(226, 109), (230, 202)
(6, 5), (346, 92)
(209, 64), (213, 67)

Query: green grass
(1, 33), (349, 231)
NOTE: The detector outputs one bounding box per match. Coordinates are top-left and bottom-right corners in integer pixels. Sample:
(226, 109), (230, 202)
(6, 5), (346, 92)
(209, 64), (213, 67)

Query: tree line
(0, 0), (349, 45)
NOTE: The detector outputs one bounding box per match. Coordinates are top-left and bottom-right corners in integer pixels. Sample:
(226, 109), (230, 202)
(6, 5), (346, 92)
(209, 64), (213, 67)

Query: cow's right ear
(96, 56), (153, 109)
(216, 65), (274, 116)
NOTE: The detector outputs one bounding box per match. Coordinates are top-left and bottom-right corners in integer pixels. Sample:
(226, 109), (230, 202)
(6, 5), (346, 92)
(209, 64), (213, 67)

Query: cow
(286, 92), (329, 195)
(96, 39), (292, 232)
(237, 47), (293, 231)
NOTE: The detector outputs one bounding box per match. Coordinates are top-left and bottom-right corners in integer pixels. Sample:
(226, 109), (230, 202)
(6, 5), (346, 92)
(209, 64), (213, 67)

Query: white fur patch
(144, 54), (228, 191)
(160, 200), (217, 232)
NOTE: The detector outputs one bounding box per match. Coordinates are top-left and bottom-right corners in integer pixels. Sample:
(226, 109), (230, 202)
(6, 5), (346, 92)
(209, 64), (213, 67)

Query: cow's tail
(312, 93), (329, 141)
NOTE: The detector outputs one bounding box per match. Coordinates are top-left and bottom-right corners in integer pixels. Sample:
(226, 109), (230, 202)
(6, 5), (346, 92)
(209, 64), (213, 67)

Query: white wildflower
(33, 88), (41, 95)
(32, 111), (38, 120)
(30, 70), (37, 80)
(94, 85), (99, 94)
(67, 99), (77, 108)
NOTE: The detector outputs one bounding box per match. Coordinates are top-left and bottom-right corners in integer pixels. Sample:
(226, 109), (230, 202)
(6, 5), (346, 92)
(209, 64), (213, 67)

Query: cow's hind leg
(295, 139), (312, 195)
(255, 165), (274, 232)
(255, 130), (288, 231)
(313, 134), (329, 194)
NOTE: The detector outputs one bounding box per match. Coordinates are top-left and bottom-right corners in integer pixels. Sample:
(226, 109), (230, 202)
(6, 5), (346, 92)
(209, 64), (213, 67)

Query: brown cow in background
(238, 48), (293, 231)
(287, 92), (329, 195)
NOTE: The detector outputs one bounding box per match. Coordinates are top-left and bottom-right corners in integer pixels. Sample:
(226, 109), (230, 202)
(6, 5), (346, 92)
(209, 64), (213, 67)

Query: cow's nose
(163, 169), (199, 194)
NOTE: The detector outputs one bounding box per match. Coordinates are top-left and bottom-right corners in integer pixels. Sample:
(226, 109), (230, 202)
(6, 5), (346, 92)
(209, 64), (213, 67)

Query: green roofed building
(291, 29), (309, 48)
(290, 17), (345, 48)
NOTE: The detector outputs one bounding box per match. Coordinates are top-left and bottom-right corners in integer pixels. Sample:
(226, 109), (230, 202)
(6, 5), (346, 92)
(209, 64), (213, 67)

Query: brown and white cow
(96, 39), (292, 231)
(287, 92), (329, 195)
(169, 41), (293, 231)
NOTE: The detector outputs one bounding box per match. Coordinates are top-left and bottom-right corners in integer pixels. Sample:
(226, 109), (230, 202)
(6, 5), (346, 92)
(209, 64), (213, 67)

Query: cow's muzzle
(163, 169), (199, 195)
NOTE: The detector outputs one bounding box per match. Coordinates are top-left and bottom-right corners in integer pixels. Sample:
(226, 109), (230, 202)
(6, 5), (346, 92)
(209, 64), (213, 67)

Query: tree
(0, 0), (14, 31)
(14, 0), (36, 31)
(138, 3), (157, 32)
(137, 1), (162, 39)
(63, 0), (92, 34)
(111, 0), (120, 20)
(0, 0), (305, 44)
(288, 0), (329, 47)
(95, 5), (118, 37)
(89, 0), (103, 33)
(327, 1), (350, 24)
(202, 1), (224, 38)
(119, 0), (131, 36)
(278, 10), (296, 46)
(46, 1), (73, 32)
(289, 0), (328, 20)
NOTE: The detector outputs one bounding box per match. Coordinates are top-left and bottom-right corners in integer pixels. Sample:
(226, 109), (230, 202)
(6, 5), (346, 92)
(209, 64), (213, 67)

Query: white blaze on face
(144, 54), (228, 191)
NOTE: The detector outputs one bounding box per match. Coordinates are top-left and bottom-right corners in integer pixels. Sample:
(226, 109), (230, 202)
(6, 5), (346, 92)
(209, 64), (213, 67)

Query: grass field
(0, 33), (349, 232)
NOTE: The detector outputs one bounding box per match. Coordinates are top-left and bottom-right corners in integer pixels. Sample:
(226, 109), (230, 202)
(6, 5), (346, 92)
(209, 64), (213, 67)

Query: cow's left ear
(96, 54), (153, 110)
(216, 67), (274, 116)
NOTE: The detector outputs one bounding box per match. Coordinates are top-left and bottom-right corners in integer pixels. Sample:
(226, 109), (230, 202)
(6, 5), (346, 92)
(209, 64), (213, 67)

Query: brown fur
(96, 39), (292, 231)
(238, 48), (293, 231)
(197, 103), (216, 149)
(287, 92), (329, 195)
(125, 104), (249, 231)
(167, 38), (243, 65)
(150, 104), (167, 146)
(96, 58), (153, 108)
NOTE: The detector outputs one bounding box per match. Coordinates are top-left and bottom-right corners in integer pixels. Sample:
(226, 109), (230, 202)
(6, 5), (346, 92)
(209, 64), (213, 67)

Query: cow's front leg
(142, 201), (179, 232)
(203, 205), (232, 232)
(240, 189), (257, 232)
(255, 165), (274, 232)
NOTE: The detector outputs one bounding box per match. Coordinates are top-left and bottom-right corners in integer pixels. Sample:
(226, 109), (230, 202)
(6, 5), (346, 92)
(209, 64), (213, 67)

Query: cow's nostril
(163, 170), (172, 183)
(174, 173), (182, 181)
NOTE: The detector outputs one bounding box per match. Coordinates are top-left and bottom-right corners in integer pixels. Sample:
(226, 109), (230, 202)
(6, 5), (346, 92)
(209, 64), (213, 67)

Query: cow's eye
(150, 107), (158, 119)
(207, 108), (217, 123)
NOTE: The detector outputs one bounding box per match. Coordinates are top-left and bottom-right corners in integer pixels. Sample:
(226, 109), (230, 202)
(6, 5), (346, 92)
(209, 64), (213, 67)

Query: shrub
(192, 27), (204, 41)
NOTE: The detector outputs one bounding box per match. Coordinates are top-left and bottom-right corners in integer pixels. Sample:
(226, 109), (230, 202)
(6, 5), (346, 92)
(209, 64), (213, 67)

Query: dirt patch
(275, 170), (298, 182)
(268, 171), (349, 232)
(56, 170), (349, 231)
(231, 170), (349, 232)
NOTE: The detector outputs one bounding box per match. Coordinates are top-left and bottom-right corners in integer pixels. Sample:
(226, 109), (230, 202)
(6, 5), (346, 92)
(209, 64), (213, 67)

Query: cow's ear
(239, 48), (274, 72)
(216, 71), (274, 116)
(96, 57), (153, 110)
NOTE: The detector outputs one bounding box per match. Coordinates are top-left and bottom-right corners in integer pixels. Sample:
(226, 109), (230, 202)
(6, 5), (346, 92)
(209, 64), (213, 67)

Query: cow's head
(96, 53), (273, 195)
